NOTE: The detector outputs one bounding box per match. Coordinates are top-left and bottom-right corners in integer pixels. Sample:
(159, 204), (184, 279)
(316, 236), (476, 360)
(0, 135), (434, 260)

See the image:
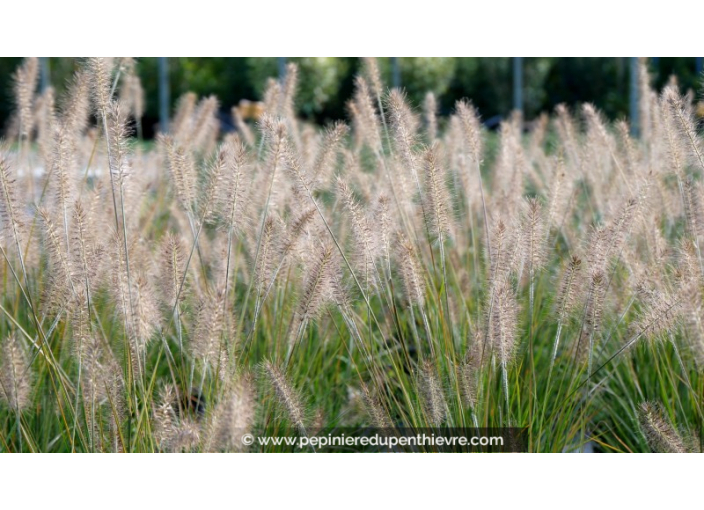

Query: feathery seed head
(159, 232), (187, 309)
(459, 347), (480, 410)
(87, 58), (114, 116)
(423, 144), (451, 242)
(488, 281), (519, 368)
(456, 100), (483, 162)
(192, 290), (231, 369)
(0, 333), (32, 412)
(632, 288), (681, 343)
(351, 77), (382, 153)
(312, 122), (348, 185)
(208, 374), (256, 452)
(153, 385), (177, 449)
(360, 381), (393, 429)
(296, 242), (337, 321)
(161, 134), (197, 214)
(362, 58), (383, 101)
(13, 57), (39, 138)
(107, 100), (132, 186)
(397, 233), (425, 307)
(262, 360), (307, 435)
(520, 196), (547, 273)
(337, 177), (378, 289)
(61, 69), (91, 136)
(554, 255), (582, 321)
(0, 154), (26, 247)
(638, 402), (690, 453)
(423, 92), (438, 142)
(417, 359), (447, 427)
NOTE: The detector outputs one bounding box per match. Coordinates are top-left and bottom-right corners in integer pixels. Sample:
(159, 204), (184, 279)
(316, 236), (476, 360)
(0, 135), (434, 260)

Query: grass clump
(0, 57), (702, 452)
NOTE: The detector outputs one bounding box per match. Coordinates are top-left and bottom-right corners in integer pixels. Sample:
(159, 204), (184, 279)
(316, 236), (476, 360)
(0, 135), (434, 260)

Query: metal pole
(40, 57), (50, 92)
(630, 57), (639, 137)
(513, 57), (523, 113)
(159, 57), (170, 133)
(391, 57), (400, 88)
(278, 57), (287, 80)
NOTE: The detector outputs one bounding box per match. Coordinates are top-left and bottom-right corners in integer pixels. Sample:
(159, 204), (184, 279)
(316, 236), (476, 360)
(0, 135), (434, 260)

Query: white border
(1, 2), (699, 56)
(1, 453), (702, 507)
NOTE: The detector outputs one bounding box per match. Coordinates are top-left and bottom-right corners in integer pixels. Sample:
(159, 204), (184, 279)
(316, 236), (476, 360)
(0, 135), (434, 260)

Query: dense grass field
(0, 57), (702, 452)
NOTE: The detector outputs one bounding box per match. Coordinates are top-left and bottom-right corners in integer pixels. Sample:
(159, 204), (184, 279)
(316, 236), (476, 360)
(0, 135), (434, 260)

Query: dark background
(0, 57), (701, 138)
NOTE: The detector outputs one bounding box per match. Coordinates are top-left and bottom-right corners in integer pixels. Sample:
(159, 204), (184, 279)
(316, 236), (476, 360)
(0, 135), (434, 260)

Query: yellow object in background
(236, 99), (264, 121)
(696, 101), (704, 119)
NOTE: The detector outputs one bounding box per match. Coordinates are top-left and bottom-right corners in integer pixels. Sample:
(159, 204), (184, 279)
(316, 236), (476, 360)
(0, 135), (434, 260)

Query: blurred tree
(0, 57), (21, 133)
(376, 57), (457, 108)
(447, 58), (511, 122)
(246, 57), (350, 119)
(1, 57), (78, 136)
(446, 58), (552, 122)
(139, 57), (254, 137)
(542, 58), (627, 120)
(651, 57), (702, 93)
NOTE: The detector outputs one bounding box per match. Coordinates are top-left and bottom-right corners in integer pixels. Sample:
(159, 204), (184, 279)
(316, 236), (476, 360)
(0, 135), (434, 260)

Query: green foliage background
(0, 57), (701, 137)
